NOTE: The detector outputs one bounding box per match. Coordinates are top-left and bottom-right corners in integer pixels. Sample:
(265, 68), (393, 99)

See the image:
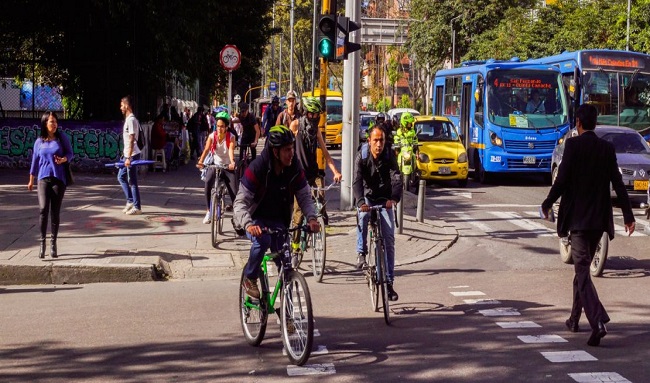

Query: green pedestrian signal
(318, 15), (337, 61)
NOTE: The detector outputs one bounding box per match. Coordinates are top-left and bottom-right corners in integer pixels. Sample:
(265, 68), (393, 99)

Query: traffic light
(336, 16), (362, 61)
(318, 14), (337, 61)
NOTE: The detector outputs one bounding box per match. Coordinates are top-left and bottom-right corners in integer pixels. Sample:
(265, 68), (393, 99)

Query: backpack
(136, 120), (146, 150)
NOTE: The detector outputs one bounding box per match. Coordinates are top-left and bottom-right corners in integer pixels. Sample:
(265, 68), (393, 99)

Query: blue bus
(433, 60), (570, 183)
(528, 49), (650, 138)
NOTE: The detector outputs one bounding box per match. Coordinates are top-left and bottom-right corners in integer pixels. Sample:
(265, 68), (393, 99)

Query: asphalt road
(1, 174), (649, 382)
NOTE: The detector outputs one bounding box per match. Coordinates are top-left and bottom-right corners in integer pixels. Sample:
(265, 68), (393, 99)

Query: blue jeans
(117, 153), (141, 210)
(357, 206), (396, 282)
(244, 218), (285, 280)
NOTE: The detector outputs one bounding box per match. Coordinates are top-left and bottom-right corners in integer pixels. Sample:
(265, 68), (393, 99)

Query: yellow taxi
(413, 116), (469, 187)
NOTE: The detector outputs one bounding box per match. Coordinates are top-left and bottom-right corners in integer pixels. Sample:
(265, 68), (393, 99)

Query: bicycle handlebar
(262, 224), (313, 235)
(310, 182), (341, 192)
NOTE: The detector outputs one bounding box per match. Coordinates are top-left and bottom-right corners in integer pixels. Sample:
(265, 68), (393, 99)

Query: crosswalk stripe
(489, 211), (555, 236)
(568, 372), (631, 382)
(541, 350), (597, 363)
(517, 334), (567, 343)
(451, 212), (493, 232)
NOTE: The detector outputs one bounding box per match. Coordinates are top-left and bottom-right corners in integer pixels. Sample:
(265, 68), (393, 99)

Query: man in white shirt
(118, 95), (143, 215)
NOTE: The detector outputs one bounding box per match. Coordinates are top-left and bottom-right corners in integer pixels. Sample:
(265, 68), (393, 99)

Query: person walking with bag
(541, 104), (635, 347)
(27, 111), (74, 259)
(118, 95), (143, 215)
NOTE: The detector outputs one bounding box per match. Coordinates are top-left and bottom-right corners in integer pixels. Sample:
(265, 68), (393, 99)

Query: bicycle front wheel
(239, 269), (267, 346)
(311, 216), (327, 282)
(210, 192), (219, 248)
(281, 271), (314, 366)
(367, 235), (379, 312)
(377, 242), (391, 325)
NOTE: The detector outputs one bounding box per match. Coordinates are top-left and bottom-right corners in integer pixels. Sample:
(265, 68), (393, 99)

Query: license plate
(523, 156), (536, 165)
(634, 179), (649, 191)
(439, 166), (451, 175)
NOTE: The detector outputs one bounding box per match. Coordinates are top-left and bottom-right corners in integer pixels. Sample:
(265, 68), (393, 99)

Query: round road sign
(220, 45), (241, 71)
(234, 94), (241, 103)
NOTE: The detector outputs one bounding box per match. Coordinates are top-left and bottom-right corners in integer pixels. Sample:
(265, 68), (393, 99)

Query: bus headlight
(557, 137), (564, 145)
(489, 130), (503, 147)
(418, 153), (429, 163)
(458, 152), (467, 163)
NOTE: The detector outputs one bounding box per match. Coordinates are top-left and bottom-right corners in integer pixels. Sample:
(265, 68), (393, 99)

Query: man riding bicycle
(289, 97), (342, 256)
(354, 126), (403, 301)
(233, 125), (320, 299)
(196, 111), (237, 224)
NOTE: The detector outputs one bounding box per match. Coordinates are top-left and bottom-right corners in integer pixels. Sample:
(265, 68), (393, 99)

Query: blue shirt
(30, 134), (74, 185)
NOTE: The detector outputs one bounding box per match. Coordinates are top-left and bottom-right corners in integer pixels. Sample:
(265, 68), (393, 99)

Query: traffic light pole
(318, 0), (331, 187)
(340, 0), (360, 210)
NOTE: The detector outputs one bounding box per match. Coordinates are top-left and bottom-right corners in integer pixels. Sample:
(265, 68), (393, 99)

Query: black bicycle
(239, 225), (314, 366)
(362, 205), (391, 325)
(236, 143), (254, 183)
(206, 164), (228, 248)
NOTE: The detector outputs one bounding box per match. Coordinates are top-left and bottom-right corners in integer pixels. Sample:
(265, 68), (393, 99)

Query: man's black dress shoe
(565, 318), (579, 333)
(587, 321), (607, 346)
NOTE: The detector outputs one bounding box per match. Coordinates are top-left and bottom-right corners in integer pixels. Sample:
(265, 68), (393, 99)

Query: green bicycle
(239, 225), (314, 366)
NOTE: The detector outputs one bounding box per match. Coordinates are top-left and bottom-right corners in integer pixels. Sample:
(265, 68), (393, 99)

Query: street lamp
(450, 15), (462, 69)
(274, 1), (295, 94)
(626, 0), (631, 51)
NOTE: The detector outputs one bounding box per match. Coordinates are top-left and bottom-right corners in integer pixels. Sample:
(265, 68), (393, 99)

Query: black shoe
(587, 321), (607, 347)
(565, 318), (579, 333)
(50, 238), (58, 258)
(387, 283), (399, 301)
(355, 253), (367, 270)
(38, 239), (46, 259)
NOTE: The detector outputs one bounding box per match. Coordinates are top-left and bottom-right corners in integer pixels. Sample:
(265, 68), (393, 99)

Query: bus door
(460, 82), (473, 152)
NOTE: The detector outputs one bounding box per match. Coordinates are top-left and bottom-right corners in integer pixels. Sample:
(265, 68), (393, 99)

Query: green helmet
(215, 111), (231, 124)
(268, 125), (295, 147)
(400, 112), (415, 128)
(302, 97), (322, 114)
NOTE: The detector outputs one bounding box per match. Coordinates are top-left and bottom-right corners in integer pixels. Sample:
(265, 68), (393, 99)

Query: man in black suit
(541, 104), (636, 347)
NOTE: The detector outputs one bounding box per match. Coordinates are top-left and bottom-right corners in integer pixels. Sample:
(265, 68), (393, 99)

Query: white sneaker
(126, 207), (142, 215)
(122, 202), (134, 213)
(202, 211), (211, 224)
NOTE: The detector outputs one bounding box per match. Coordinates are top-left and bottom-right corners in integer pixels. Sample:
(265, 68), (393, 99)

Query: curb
(0, 263), (159, 285)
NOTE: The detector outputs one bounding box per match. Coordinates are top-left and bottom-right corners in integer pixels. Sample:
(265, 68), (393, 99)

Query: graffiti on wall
(0, 118), (126, 170)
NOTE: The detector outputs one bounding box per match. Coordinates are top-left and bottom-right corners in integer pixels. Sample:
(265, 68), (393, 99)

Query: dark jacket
(353, 144), (403, 207)
(542, 130), (635, 239)
(233, 147), (316, 229)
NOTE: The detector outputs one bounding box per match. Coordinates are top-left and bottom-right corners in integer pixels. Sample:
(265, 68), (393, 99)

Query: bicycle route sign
(220, 45), (241, 71)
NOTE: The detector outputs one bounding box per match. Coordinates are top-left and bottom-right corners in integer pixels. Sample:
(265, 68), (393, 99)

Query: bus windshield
(486, 70), (568, 129)
(582, 71), (650, 131)
(326, 99), (343, 125)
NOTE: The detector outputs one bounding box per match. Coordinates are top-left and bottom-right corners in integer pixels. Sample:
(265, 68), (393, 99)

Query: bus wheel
(475, 157), (491, 184)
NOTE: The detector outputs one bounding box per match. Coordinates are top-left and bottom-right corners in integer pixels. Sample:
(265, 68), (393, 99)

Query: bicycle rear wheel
(210, 192), (219, 248)
(281, 271), (314, 366)
(239, 269), (267, 346)
(311, 216), (326, 282)
(377, 242), (391, 325)
(367, 234), (379, 312)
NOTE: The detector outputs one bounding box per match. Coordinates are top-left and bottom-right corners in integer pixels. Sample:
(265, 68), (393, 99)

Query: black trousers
(570, 230), (610, 330)
(204, 168), (238, 208)
(37, 177), (66, 240)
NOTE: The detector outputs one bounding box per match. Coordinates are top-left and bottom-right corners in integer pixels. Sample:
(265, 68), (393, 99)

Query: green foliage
(375, 97), (391, 113)
(397, 94), (412, 109)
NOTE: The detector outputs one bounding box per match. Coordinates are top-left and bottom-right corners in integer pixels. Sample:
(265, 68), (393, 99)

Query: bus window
(474, 75), (484, 128)
(445, 76), (461, 116)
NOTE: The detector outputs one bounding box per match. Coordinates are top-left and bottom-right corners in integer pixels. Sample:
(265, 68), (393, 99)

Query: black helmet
(268, 125), (295, 147)
(376, 113), (386, 122)
(240, 102), (249, 111)
(271, 96), (280, 104)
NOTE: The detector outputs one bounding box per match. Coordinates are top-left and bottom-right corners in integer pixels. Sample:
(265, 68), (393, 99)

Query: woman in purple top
(27, 112), (73, 259)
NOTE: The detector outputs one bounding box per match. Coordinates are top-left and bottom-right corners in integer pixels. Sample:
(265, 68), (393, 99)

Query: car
(551, 125), (650, 206)
(413, 115), (469, 187)
(359, 111), (379, 142)
(386, 108), (420, 126)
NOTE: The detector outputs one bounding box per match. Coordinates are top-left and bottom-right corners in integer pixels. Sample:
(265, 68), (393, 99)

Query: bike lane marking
(568, 372), (631, 383)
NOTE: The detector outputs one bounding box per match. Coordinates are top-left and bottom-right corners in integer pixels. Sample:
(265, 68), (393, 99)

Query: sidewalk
(0, 160), (458, 285)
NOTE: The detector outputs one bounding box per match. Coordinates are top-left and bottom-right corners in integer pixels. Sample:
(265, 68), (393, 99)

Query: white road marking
(450, 291), (486, 297)
(568, 372), (631, 382)
(449, 285), (470, 289)
(286, 363), (336, 376)
(517, 334), (568, 343)
(496, 321), (542, 329)
(489, 211), (555, 237)
(451, 212), (494, 232)
(541, 350), (597, 363)
(478, 307), (521, 316)
(463, 298), (501, 305)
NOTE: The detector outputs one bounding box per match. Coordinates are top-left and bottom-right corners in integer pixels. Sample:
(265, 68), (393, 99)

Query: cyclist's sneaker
(387, 282), (399, 301)
(126, 207), (142, 215)
(225, 204), (233, 212)
(243, 277), (260, 299)
(202, 211), (211, 224)
(356, 253), (367, 270)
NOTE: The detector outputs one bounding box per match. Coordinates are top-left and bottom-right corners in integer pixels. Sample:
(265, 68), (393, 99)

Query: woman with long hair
(27, 111), (74, 259)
